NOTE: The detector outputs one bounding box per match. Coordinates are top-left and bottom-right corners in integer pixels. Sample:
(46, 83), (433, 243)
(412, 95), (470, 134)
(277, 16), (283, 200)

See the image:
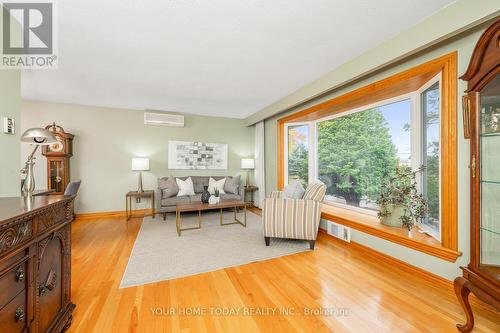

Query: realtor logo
(1, 0), (57, 68)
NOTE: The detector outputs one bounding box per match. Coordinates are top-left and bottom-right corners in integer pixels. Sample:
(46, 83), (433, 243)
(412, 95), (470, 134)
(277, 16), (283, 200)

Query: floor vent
(327, 222), (351, 243)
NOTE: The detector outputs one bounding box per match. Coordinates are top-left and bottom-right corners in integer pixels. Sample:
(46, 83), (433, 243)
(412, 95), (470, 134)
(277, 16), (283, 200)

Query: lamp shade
(131, 158), (150, 171)
(241, 158), (255, 169)
(20, 128), (57, 145)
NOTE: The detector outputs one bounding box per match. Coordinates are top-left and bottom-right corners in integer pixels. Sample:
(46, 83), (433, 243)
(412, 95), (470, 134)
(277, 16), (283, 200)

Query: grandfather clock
(42, 123), (74, 194)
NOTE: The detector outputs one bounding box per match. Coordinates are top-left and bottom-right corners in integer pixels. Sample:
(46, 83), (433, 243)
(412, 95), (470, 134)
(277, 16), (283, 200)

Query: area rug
(120, 211), (310, 288)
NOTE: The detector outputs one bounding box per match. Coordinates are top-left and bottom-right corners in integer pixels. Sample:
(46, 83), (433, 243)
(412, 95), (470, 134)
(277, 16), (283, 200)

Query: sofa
(156, 175), (245, 220)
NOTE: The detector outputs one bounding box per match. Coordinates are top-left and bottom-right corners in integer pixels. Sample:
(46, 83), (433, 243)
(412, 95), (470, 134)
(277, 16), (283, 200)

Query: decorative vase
(208, 195), (217, 205)
(215, 196), (220, 204)
(380, 204), (405, 227)
(201, 186), (210, 203)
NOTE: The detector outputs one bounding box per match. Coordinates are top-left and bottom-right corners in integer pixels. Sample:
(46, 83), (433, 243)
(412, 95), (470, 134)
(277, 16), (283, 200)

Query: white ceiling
(21, 0), (456, 118)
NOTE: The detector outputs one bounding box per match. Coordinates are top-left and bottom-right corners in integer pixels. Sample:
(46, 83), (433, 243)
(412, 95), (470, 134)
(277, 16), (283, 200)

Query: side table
(243, 185), (258, 207)
(126, 190), (155, 221)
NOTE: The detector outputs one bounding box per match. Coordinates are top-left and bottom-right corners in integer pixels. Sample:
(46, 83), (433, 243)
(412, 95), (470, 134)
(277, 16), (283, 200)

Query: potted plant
(214, 188), (220, 203)
(377, 165), (429, 233)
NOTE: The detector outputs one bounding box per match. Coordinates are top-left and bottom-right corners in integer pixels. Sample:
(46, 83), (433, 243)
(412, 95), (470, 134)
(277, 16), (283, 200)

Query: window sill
(321, 204), (462, 262)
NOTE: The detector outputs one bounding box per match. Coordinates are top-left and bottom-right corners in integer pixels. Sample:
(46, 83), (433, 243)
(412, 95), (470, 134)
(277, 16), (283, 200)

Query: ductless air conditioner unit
(144, 111), (184, 127)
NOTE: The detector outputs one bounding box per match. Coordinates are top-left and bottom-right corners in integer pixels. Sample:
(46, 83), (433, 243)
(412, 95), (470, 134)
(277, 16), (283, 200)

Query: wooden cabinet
(454, 20), (500, 332)
(0, 196), (75, 333)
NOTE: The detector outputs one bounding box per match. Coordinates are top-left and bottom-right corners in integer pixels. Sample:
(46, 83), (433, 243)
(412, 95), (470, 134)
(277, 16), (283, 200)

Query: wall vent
(144, 111), (184, 127)
(327, 221), (351, 243)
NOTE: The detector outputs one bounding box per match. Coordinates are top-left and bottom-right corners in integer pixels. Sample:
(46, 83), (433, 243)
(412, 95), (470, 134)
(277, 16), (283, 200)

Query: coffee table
(175, 200), (247, 236)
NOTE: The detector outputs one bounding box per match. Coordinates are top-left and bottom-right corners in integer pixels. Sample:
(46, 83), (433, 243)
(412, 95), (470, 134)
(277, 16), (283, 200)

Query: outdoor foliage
(317, 109), (399, 206)
(287, 141), (308, 187)
(425, 141), (440, 222)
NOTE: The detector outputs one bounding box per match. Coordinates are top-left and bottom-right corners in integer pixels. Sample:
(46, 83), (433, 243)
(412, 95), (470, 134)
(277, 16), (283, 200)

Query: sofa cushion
(190, 194), (202, 203)
(224, 175), (240, 194)
(158, 176), (178, 198)
(190, 176), (209, 193)
(161, 195), (190, 207)
(220, 193), (241, 201)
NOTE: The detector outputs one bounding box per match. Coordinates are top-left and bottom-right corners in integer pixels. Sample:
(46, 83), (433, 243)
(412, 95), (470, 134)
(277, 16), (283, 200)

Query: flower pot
(201, 186), (210, 203)
(380, 204), (405, 227)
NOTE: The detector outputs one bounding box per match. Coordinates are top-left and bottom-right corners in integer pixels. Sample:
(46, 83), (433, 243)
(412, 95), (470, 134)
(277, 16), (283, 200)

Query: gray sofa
(156, 176), (245, 220)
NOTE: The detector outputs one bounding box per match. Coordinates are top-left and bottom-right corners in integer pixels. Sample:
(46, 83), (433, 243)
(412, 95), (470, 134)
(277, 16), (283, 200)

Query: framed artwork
(168, 141), (228, 170)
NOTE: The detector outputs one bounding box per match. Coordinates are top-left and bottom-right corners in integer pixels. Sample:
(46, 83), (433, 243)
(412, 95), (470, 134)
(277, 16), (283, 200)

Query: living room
(0, 1), (499, 332)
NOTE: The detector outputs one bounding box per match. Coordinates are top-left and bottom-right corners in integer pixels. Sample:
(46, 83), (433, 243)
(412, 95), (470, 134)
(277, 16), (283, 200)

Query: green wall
(0, 70), (21, 197)
(0, 8), (21, 197)
(263, 23), (493, 280)
(21, 101), (255, 213)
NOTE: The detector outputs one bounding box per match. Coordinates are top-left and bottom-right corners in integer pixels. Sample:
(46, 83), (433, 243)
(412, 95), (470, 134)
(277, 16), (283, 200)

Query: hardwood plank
(68, 215), (500, 333)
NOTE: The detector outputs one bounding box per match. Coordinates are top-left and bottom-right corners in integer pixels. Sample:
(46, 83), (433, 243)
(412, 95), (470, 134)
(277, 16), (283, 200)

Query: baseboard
(75, 209), (152, 220)
(318, 228), (451, 286)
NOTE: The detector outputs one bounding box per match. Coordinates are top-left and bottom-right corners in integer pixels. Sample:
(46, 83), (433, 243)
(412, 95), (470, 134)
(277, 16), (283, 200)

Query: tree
(317, 109), (398, 206)
(425, 140), (440, 222)
(288, 142), (308, 187)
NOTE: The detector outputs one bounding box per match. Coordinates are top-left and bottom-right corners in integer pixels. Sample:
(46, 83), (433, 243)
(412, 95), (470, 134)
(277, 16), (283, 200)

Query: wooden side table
(243, 185), (258, 207)
(126, 190), (155, 221)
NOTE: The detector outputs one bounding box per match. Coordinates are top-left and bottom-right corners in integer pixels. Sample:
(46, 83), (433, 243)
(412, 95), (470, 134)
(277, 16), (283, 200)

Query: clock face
(49, 136), (64, 153)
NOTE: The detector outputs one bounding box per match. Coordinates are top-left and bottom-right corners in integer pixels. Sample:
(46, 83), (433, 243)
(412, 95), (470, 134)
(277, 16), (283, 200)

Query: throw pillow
(303, 180), (326, 201)
(159, 176), (178, 198)
(176, 177), (195, 196)
(282, 180), (305, 199)
(224, 175), (241, 194)
(208, 177), (226, 195)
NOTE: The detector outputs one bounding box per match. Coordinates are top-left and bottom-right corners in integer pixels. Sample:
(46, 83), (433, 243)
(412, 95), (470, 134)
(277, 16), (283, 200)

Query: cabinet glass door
(479, 74), (500, 279)
(49, 160), (64, 193)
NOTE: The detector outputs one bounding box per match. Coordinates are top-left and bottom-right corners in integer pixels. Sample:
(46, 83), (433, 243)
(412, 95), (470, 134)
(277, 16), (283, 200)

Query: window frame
(415, 75), (442, 240)
(277, 52), (460, 262)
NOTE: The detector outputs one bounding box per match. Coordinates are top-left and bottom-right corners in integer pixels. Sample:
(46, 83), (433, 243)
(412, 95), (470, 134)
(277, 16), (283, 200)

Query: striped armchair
(262, 181), (326, 250)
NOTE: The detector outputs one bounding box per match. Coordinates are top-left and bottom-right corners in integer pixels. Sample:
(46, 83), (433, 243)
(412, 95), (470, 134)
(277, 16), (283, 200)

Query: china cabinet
(454, 20), (500, 332)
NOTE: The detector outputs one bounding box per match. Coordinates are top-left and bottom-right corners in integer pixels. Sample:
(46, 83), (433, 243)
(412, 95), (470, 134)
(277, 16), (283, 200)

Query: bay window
(278, 53), (459, 260)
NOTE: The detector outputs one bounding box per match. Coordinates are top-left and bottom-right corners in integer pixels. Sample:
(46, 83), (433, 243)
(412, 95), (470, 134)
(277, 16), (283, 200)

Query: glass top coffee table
(175, 200), (247, 236)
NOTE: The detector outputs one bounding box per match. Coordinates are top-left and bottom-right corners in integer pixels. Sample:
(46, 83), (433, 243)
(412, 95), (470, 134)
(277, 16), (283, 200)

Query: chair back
(64, 180), (81, 196)
(303, 181), (326, 202)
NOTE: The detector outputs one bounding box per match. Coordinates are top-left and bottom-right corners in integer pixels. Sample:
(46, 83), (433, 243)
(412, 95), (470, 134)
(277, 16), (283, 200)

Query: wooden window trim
(278, 52), (461, 262)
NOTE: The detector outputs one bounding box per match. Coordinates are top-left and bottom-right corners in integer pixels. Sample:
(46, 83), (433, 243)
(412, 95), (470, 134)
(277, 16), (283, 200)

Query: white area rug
(120, 211), (310, 288)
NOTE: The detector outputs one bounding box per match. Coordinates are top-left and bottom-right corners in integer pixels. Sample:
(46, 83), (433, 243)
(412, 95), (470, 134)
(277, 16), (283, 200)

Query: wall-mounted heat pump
(144, 111), (184, 127)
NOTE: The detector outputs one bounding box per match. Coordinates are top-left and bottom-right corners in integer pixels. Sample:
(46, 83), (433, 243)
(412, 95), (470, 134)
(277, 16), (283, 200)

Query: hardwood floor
(68, 212), (499, 333)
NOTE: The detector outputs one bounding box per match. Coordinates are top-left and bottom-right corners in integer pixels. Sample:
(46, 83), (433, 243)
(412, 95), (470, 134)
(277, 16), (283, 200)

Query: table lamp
(241, 158), (255, 187)
(20, 128), (58, 196)
(132, 158), (150, 193)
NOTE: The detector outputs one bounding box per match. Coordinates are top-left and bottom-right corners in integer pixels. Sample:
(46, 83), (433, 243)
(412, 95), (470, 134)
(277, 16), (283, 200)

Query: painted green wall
(0, 70), (21, 197)
(264, 24), (492, 280)
(248, 0), (500, 125)
(0, 9), (22, 197)
(21, 101), (255, 213)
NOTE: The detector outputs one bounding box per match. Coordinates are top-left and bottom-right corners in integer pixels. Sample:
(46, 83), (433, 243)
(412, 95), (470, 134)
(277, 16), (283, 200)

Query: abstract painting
(168, 141), (228, 170)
